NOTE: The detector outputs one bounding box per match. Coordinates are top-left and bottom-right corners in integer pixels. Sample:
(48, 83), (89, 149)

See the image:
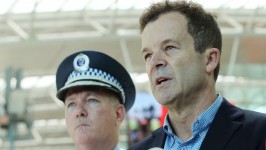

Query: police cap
(55, 50), (136, 112)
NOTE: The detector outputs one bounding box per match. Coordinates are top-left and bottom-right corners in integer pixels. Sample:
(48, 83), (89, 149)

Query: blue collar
(113, 145), (121, 150)
(163, 94), (223, 139)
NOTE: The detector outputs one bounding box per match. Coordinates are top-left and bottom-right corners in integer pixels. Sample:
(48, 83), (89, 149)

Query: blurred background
(0, 0), (265, 149)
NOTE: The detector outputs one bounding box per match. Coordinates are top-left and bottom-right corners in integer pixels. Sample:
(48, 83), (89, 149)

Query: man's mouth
(75, 124), (89, 130)
(156, 77), (170, 85)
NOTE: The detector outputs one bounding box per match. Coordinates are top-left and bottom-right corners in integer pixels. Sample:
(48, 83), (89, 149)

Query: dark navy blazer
(129, 99), (266, 150)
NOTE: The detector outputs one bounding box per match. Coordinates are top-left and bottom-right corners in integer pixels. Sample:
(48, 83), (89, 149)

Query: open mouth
(156, 77), (169, 85)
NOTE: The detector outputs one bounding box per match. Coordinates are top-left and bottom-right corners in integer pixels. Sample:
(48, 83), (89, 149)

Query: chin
(74, 135), (93, 144)
(156, 94), (175, 106)
(156, 96), (169, 105)
(72, 132), (94, 143)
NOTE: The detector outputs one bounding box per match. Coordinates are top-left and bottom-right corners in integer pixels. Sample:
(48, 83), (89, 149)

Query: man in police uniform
(55, 50), (135, 150)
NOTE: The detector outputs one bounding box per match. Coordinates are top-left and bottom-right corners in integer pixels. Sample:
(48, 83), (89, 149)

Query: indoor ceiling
(0, 0), (265, 149)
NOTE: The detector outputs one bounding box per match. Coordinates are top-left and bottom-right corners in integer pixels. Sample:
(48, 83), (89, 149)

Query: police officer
(56, 50), (135, 150)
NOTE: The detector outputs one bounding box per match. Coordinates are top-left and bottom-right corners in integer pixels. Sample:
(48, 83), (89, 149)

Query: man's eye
(86, 98), (99, 104)
(67, 102), (75, 108)
(165, 46), (175, 51)
(144, 53), (152, 61)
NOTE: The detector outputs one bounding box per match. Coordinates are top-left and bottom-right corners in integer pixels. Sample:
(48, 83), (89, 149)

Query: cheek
(65, 111), (73, 128)
(145, 63), (151, 74)
(65, 116), (73, 136)
(98, 109), (116, 123)
(145, 64), (153, 82)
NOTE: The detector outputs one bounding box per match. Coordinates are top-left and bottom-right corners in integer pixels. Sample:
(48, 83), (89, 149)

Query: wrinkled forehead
(141, 12), (190, 49)
(66, 86), (120, 101)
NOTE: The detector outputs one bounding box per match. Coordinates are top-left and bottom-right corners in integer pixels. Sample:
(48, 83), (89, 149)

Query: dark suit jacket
(128, 99), (266, 150)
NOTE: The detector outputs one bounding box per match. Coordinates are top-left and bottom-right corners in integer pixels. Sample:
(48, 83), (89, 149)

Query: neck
(166, 84), (217, 141)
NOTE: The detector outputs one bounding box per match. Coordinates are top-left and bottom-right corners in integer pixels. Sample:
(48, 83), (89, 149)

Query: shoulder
(240, 108), (266, 128)
(220, 98), (266, 134)
(221, 98), (266, 122)
(128, 127), (165, 150)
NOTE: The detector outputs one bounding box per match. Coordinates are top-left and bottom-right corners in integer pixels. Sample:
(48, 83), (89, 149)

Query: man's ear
(115, 105), (125, 125)
(205, 48), (220, 74)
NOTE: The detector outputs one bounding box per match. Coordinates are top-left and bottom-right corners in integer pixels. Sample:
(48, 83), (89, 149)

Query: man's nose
(75, 103), (88, 118)
(149, 51), (166, 70)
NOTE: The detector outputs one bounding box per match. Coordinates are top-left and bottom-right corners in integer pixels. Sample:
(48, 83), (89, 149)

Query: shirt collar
(113, 145), (120, 150)
(163, 94), (223, 136)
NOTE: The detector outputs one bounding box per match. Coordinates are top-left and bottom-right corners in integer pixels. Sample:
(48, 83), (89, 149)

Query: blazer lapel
(150, 127), (167, 148)
(200, 99), (244, 150)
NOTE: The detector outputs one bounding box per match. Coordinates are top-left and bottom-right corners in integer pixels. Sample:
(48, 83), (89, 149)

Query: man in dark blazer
(129, 99), (266, 149)
(129, 0), (266, 150)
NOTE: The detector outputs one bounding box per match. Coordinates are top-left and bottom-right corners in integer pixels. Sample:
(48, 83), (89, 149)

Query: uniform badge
(73, 53), (90, 72)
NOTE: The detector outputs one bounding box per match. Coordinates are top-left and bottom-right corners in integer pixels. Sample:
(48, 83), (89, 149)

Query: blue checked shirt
(113, 145), (124, 150)
(163, 95), (223, 150)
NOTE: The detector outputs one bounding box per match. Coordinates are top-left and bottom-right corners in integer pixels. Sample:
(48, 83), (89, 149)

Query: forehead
(66, 87), (117, 99)
(141, 12), (188, 45)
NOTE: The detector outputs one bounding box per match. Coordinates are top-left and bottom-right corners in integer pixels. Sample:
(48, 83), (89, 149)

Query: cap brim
(57, 80), (120, 102)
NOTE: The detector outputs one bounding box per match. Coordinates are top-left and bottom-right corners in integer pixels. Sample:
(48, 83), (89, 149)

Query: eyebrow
(141, 38), (177, 54)
(162, 39), (177, 46)
(65, 94), (75, 102)
(141, 47), (149, 55)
